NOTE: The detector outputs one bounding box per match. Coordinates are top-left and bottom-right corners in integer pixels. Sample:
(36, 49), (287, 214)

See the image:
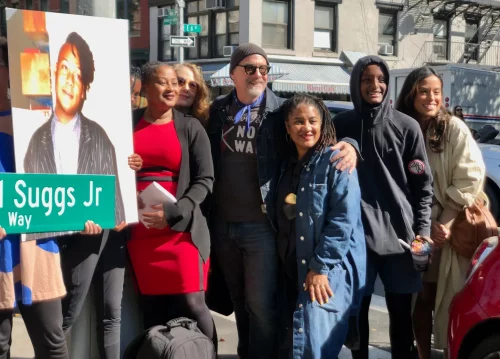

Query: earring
(286, 133), (291, 143)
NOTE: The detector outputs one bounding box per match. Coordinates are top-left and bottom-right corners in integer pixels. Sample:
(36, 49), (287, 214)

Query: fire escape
(413, 0), (500, 67)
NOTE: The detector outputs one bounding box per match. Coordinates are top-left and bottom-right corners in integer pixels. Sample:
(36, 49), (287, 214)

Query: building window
(160, 6), (177, 62)
(378, 11), (397, 56)
(181, 0), (239, 60)
(262, 0), (291, 49)
(465, 18), (479, 61)
(117, 0), (141, 36)
(60, 0), (69, 13)
(26, 0), (33, 9)
(314, 3), (336, 51)
(0, 6), (5, 36)
(433, 18), (449, 60)
(40, 0), (49, 11)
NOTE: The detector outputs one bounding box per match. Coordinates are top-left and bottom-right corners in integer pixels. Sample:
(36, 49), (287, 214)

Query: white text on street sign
(170, 36), (196, 47)
(183, 24), (202, 33)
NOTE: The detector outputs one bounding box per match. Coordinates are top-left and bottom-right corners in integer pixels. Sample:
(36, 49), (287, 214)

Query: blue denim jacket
(207, 88), (287, 227)
(282, 148), (366, 359)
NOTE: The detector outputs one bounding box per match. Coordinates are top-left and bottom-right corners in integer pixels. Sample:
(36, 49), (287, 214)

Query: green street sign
(163, 17), (178, 25)
(163, 8), (178, 25)
(183, 24), (202, 33)
(0, 173), (116, 234)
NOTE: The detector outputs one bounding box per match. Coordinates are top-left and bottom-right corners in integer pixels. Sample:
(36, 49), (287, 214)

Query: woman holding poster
(127, 62), (217, 349)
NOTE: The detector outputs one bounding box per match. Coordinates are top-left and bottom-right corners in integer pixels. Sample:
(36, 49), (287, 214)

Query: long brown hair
(173, 63), (210, 126)
(395, 66), (450, 153)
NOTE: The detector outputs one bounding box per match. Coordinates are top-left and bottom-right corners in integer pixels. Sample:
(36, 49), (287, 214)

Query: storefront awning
(340, 51), (367, 68)
(210, 63), (288, 87)
(199, 63), (229, 82)
(271, 63), (350, 95)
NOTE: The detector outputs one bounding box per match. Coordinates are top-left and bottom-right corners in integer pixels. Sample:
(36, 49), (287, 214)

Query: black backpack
(123, 317), (215, 359)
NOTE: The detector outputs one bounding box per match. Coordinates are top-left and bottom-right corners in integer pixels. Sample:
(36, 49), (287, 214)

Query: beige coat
(426, 116), (486, 349)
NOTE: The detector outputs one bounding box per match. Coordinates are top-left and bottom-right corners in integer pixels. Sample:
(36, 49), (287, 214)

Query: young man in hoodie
(334, 56), (433, 359)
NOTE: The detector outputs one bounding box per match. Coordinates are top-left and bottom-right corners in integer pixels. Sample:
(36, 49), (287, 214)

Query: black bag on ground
(123, 317), (215, 359)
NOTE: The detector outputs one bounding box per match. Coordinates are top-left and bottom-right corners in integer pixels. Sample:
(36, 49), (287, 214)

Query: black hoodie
(334, 56), (433, 255)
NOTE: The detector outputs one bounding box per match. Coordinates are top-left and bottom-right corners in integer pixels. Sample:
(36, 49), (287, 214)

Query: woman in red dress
(127, 62), (216, 347)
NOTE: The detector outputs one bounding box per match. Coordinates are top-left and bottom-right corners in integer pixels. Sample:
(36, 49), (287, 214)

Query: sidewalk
(11, 298), (392, 359)
(213, 311), (391, 359)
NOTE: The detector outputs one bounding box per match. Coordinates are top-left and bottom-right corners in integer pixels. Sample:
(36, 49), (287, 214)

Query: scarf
(232, 91), (265, 133)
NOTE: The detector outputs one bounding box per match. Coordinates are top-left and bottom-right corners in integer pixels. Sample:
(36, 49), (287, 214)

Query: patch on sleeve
(408, 159), (425, 175)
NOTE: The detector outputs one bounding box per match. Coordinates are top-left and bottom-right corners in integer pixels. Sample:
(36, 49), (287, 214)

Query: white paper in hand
(138, 182), (177, 226)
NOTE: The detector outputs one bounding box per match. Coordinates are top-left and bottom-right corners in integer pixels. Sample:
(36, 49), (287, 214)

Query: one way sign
(170, 36), (196, 47)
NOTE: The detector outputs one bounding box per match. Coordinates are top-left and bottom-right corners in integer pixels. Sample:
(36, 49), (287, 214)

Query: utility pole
(177, 0), (185, 64)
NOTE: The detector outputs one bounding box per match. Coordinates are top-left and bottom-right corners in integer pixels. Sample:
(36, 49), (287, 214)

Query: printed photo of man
(23, 31), (125, 234)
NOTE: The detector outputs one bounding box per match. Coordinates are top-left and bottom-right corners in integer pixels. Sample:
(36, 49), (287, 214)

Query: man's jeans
(213, 220), (279, 359)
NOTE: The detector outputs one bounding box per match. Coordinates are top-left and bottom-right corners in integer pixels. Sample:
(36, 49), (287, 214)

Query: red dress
(128, 118), (209, 295)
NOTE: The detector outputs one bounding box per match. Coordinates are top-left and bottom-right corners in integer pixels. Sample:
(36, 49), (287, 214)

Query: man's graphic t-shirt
(214, 99), (267, 222)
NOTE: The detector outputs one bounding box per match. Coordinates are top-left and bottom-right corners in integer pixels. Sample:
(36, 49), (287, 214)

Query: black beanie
(229, 43), (269, 74)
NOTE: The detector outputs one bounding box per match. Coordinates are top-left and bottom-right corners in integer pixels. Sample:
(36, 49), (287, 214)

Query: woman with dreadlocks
(276, 94), (366, 359)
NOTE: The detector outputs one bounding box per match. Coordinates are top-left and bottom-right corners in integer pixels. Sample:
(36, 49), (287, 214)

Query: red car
(448, 235), (500, 359)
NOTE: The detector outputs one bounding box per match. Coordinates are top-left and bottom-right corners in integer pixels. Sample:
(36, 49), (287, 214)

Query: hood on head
(350, 55), (390, 114)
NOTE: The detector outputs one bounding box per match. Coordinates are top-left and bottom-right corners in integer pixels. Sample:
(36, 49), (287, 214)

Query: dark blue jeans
(213, 220), (279, 359)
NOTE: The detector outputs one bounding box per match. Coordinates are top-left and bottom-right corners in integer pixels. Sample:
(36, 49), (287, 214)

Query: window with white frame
(433, 18), (449, 60)
(378, 11), (397, 55)
(262, 0), (291, 49)
(314, 3), (337, 51)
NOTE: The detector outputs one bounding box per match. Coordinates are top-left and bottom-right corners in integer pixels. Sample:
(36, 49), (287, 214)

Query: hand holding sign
(0, 227), (5, 240)
(128, 154), (143, 172)
(80, 220), (102, 235)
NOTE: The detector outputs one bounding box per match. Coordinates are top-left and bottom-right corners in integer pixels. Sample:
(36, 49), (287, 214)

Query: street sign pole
(177, 0), (185, 64)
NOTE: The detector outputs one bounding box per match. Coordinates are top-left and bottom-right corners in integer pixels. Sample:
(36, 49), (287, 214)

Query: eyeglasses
(237, 64), (271, 76)
(178, 77), (199, 92)
(456, 108), (463, 112)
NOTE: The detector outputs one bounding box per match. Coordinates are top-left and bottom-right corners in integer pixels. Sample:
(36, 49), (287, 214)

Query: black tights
(141, 291), (218, 352)
(0, 300), (68, 359)
(351, 293), (414, 359)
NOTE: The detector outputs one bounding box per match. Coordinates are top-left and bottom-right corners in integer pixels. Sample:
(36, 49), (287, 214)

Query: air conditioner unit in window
(158, 7), (169, 17)
(223, 46), (237, 57)
(378, 44), (394, 56)
(206, 0), (226, 10)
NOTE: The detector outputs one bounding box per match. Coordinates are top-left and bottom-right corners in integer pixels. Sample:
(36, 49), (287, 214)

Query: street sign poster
(170, 35), (196, 47)
(0, 173), (116, 235)
(183, 24), (202, 33)
(6, 8), (139, 240)
(163, 8), (178, 25)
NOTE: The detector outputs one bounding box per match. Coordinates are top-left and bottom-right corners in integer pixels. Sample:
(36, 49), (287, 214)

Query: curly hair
(64, 32), (95, 93)
(395, 66), (450, 153)
(173, 63), (210, 126)
(281, 93), (336, 152)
